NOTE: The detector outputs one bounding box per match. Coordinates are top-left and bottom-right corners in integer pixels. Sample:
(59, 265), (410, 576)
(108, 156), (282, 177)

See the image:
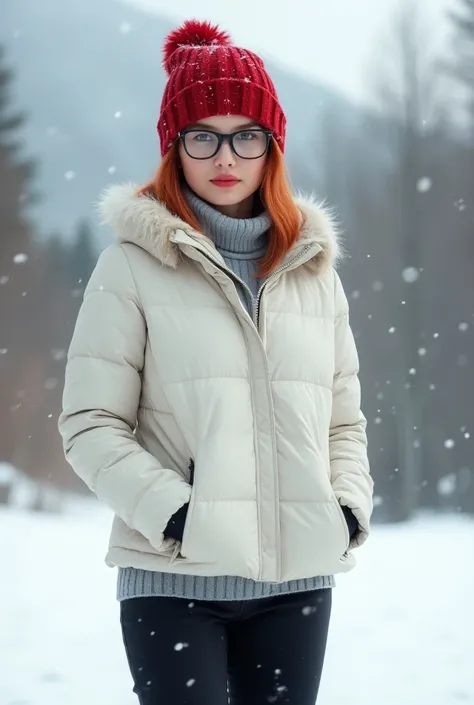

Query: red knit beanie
(157, 19), (286, 156)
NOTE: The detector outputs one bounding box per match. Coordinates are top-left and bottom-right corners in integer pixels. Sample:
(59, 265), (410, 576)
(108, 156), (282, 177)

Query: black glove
(341, 504), (359, 539)
(163, 459), (194, 542)
(164, 501), (189, 542)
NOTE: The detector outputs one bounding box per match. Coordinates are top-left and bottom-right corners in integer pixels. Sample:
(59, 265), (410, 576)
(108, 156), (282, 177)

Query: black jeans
(120, 588), (332, 705)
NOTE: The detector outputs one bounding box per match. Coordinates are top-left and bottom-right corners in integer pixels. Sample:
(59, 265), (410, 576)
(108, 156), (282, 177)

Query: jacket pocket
(331, 494), (350, 552)
(179, 458), (196, 560)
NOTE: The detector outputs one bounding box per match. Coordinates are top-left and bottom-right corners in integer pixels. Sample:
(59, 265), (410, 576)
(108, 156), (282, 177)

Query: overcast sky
(122, 0), (454, 105)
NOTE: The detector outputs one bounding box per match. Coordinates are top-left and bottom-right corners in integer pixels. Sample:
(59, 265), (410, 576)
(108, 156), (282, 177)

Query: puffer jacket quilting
(58, 184), (373, 582)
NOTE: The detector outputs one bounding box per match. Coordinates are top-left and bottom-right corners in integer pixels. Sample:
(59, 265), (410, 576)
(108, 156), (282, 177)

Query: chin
(205, 184), (251, 206)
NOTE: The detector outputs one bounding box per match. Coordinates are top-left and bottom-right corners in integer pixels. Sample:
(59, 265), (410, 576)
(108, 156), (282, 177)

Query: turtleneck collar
(184, 187), (270, 260)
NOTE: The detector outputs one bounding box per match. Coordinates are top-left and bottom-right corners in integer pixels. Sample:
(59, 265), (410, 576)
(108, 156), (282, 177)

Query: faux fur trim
(97, 183), (343, 272)
(294, 192), (343, 270)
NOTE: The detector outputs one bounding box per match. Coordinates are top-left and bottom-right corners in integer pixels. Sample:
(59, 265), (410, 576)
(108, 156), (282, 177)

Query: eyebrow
(187, 121), (261, 131)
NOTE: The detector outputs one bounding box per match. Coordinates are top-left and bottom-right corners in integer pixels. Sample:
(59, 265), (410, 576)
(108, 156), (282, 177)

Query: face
(178, 115), (269, 218)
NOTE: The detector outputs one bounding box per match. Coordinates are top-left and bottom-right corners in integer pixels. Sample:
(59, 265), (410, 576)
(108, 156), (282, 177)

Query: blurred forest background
(0, 0), (473, 521)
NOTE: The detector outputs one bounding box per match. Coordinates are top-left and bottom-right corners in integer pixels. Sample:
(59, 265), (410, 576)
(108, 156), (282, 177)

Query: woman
(59, 19), (373, 705)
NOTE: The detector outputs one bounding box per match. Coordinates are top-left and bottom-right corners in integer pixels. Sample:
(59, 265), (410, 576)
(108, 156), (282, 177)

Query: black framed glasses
(178, 128), (273, 160)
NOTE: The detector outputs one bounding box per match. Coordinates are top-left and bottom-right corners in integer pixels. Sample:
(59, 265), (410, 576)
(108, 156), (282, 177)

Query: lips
(211, 175), (240, 187)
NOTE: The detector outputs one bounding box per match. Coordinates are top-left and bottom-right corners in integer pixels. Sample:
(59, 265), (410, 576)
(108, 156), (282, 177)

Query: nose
(214, 138), (236, 168)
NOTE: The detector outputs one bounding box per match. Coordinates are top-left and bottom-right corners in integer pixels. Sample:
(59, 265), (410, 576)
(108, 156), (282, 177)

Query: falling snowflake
(0, 276), (9, 285)
(464, 432), (470, 439)
(0, 349), (7, 355)
(120, 21), (132, 34)
(409, 368), (416, 375)
(458, 322), (469, 332)
(372, 280), (384, 291)
(389, 326), (396, 334)
(429, 384), (436, 390)
(454, 198), (466, 211)
(417, 177), (432, 192)
(373, 495), (383, 507)
(302, 605), (316, 616)
(65, 171), (76, 181)
(351, 290), (360, 299)
(13, 253), (28, 264)
(374, 417), (382, 425)
(438, 474), (456, 496)
(418, 348), (427, 356)
(433, 333), (439, 338)
(174, 642), (189, 651)
(402, 267), (420, 283)
(108, 166), (117, 175)
(186, 679), (196, 687)
(444, 439), (455, 449)
(51, 349), (66, 361)
(114, 111), (122, 119)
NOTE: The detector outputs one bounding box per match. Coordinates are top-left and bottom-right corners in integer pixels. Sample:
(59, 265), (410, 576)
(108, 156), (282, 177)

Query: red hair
(138, 138), (301, 278)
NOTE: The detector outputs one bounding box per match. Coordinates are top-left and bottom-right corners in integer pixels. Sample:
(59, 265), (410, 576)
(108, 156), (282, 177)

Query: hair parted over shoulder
(138, 139), (302, 278)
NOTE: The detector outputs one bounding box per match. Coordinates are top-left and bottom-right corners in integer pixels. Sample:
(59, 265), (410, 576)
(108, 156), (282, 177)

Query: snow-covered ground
(1, 504), (473, 705)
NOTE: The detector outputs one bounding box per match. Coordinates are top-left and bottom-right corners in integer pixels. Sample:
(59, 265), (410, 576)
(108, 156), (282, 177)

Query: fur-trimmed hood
(97, 183), (342, 273)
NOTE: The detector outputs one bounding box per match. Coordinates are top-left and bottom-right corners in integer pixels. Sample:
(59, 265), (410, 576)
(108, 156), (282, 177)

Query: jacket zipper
(252, 244), (312, 327)
(197, 243), (314, 328)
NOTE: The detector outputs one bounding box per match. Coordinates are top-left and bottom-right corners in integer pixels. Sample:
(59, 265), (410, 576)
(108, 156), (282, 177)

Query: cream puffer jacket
(59, 184), (373, 582)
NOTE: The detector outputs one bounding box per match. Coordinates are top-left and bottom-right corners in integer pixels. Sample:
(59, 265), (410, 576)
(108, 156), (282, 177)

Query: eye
(192, 132), (214, 142)
(236, 131), (259, 141)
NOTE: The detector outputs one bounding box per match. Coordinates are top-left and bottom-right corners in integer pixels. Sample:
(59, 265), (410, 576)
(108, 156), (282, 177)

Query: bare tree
(0, 45), (41, 471)
(368, 0), (443, 519)
(448, 0), (474, 138)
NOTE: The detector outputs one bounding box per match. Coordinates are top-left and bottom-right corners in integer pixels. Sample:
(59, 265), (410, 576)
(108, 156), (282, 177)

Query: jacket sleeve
(329, 271), (373, 548)
(58, 245), (191, 552)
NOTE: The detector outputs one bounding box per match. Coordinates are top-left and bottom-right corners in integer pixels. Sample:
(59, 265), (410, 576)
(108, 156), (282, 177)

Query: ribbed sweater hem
(117, 568), (335, 601)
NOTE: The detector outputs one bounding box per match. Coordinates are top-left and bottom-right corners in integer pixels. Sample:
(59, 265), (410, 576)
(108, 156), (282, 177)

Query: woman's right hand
(163, 459), (194, 542)
(164, 502), (189, 542)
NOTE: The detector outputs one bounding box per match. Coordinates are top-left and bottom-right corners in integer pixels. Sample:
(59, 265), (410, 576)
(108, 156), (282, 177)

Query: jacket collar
(97, 183), (343, 274)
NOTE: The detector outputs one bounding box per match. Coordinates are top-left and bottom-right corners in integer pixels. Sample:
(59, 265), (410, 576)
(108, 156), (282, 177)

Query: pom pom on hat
(163, 19), (231, 75)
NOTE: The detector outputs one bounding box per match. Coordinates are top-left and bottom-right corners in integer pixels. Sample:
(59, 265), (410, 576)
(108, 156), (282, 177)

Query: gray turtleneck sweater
(117, 190), (335, 602)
